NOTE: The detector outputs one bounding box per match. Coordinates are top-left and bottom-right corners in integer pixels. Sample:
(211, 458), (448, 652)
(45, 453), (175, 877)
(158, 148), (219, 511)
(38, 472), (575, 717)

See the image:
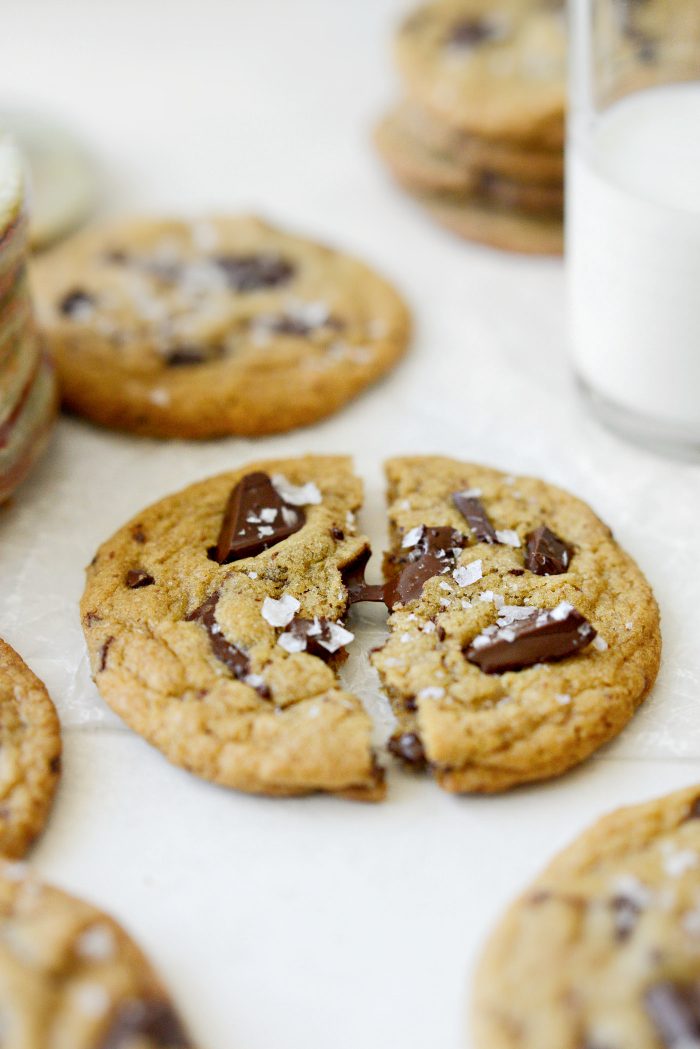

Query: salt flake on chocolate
(271, 474), (322, 506)
(453, 560), (483, 587)
(318, 622), (354, 654)
(277, 632), (306, 653)
(262, 594), (300, 627)
(402, 526), (424, 549)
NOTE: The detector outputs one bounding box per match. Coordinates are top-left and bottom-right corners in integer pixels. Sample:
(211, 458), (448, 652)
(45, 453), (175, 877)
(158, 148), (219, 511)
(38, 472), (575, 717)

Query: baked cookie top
(81, 456), (384, 800)
(0, 863), (194, 1047)
(372, 456), (660, 792)
(0, 639), (61, 858)
(31, 215), (410, 439)
(394, 0), (566, 144)
(473, 785), (700, 1049)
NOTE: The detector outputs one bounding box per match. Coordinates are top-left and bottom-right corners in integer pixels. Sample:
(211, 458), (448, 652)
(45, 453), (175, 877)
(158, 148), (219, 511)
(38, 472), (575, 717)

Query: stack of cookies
(0, 136), (57, 502)
(375, 0), (566, 254)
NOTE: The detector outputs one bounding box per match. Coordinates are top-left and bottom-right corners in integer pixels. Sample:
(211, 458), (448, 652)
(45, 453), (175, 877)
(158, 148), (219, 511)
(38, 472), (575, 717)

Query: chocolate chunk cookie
(395, 0), (566, 145)
(372, 456), (660, 792)
(0, 639), (61, 857)
(0, 863), (194, 1047)
(473, 785), (700, 1049)
(31, 215), (410, 439)
(81, 456), (384, 800)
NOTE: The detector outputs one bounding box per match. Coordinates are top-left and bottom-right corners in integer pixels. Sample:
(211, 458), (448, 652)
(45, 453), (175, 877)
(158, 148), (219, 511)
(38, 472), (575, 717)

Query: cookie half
(473, 785), (700, 1048)
(31, 215), (411, 439)
(395, 0), (566, 145)
(0, 640), (61, 857)
(0, 863), (195, 1047)
(81, 456), (385, 800)
(372, 456), (660, 792)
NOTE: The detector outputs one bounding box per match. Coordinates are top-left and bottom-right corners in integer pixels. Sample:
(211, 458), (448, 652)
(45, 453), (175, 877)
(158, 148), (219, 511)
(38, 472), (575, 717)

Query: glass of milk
(568, 0), (700, 458)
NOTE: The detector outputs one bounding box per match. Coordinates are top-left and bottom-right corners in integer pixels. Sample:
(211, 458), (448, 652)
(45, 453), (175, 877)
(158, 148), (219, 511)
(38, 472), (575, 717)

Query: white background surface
(2, 2), (700, 1047)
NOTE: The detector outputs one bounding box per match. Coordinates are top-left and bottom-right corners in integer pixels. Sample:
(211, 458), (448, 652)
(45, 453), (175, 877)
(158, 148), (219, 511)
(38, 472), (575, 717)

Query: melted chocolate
(465, 605), (597, 674)
(213, 472), (304, 564)
(342, 548), (385, 605)
(384, 526), (466, 609)
(186, 592), (269, 698)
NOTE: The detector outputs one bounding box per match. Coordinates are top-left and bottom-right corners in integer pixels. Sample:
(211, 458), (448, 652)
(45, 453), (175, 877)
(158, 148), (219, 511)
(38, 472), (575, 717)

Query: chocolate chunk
(384, 526), (466, 609)
(452, 491), (498, 544)
(126, 568), (155, 589)
(447, 17), (500, 46)
(685, 796), (700, 821)
(286, 617), (350, 660)
(387, 732), (426, 769)
(131, 525), (147, 543)
(342, 548), (385, 604)
(213, 471), (304, 564)
(164, 346), (210, 367)
(611, 894), (641, 941)
(186, 592), (269, 698)
(213, 253), (295, 292)
(331, 527), (345, 542)
(50, 754), (62, 774)
(644, 980), (700, 1046)
(98, 636), (114, 672)
(58, 288), (94, 316)
(465, 604), (597, 674)
(525, 525), (572, 575)
(98, 998), (192, 1049)
(436, 624), (447, 642)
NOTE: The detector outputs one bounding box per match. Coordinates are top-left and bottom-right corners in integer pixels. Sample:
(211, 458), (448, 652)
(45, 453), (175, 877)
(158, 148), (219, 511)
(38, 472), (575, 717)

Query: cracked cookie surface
(31, 215), (410, 439)
(372, 456), (660, 792)
(81, 456), (384, 800)
(473, 785), (700, 1049)
(0, 863), (194, 1048)
(0, 640), (61, 858)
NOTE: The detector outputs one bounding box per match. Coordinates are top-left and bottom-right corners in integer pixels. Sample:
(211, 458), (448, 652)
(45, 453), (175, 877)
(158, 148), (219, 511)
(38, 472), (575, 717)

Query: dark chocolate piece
(58, 288), (94, 316)
(384, 526), (466, 608)
(126, 568), (154, 589)
(465, 604), (597, 674)
(387, 732), (426, 768)
(131, 525), (146, 543)
(331, 527), (345, 541)
(213, 253), (294, 292)
(164, 346), (209, 367)
(186, 592), (269, 698)
(610, 894), (641, 942)
(99, 998), (192, 1049)
(447, 17), (500, 46)
(286, 617), (350, 660)
(213, 471), (304, 564)
(525, 525), (572, 575)
(644, 980), (700, 1046)
(452, 491), (498, 544)
(98, 636), (114, 672)
(342, 548), (385, 604)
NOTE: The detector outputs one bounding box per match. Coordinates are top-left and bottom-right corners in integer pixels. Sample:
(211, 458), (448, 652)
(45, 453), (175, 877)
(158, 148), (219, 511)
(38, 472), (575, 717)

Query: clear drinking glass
(567, 0), (700, 459)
